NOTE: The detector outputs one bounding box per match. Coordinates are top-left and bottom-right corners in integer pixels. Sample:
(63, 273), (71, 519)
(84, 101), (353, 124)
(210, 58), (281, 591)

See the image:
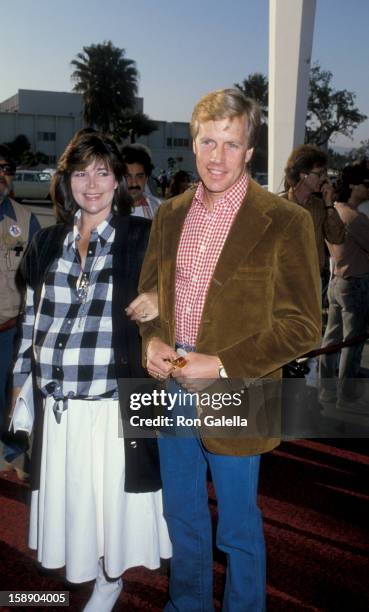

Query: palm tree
(71, 41), (139, 132)
(235, 73), (269, 120)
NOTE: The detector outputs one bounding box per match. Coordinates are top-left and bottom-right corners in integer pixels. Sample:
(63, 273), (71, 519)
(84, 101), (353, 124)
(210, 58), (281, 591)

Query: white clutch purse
(9, 373), (34, 435)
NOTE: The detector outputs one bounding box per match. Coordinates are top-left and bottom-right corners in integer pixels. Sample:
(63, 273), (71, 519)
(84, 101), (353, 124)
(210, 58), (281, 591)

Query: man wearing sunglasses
(0, 144), (40, 478)
(282, 144), (345, 274)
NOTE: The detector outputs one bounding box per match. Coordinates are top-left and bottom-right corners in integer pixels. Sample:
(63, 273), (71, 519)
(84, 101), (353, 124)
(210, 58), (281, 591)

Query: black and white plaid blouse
(13, 212), (118, 400)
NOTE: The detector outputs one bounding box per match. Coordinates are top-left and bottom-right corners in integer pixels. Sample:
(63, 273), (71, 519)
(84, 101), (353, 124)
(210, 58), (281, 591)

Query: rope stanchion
(301, 330), (369, 360)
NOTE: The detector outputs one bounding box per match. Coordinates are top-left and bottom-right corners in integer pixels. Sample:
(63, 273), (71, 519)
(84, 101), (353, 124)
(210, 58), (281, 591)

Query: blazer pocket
(232, 266), (273, 281)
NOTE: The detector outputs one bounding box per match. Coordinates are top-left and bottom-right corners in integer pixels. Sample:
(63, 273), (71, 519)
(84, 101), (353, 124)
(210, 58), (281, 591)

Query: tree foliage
(350, 139), (369, 160)
(306, 63), (367, 148)
(21, 150), (49, 167)
(235, 65), (366, 151)
(113, 109), (157, 143)
(234, 73), (268, 119)
(4, 134), (48, 167)
(5, 134), (31, 161)
(327, 148), (351, 170)
(71, 41), (139, 132)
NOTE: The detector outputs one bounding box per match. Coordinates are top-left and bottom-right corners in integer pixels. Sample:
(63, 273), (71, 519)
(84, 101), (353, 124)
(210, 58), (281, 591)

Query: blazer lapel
(161, 190), (194, 331)
(160, 181), (274, 338)
(201, 181), (273, 322)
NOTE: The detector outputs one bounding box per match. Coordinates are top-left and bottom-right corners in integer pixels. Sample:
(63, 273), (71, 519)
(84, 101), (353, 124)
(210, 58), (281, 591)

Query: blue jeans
(158, 379), (266, 612)
(0, 326), (27, 461)
(319, 274), (369, 399)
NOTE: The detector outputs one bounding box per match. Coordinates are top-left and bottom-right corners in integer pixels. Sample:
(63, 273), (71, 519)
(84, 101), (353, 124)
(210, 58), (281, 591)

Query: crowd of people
(0, 87), (368, 611)
(281, 145), (369, 406)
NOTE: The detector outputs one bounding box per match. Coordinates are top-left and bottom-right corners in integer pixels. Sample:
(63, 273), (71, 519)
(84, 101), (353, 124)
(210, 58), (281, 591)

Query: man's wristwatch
(218, 360), (228, 378)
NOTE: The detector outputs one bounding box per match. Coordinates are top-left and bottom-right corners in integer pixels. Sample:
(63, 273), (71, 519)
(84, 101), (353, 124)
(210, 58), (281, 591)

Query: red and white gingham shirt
(175, 173), (249, 346)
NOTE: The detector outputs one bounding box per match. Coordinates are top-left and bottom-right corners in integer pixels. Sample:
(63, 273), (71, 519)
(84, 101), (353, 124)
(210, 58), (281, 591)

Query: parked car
(13, 170), (52, 201)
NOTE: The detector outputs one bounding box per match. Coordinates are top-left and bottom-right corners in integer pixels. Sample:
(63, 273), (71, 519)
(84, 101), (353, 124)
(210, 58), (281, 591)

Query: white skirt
(29, 397), (172, 583)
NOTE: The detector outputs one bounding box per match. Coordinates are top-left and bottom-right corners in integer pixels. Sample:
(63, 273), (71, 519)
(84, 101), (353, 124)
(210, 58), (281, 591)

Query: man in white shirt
(122, 144), (161, 219)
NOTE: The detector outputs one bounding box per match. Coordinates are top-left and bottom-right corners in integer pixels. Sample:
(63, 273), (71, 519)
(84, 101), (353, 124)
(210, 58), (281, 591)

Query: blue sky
(2, 0), (368, 147)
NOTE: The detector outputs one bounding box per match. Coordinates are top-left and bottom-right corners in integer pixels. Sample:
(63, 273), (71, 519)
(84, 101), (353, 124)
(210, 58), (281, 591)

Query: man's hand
(321, 180), (335, 207)
(172, 353), (219, 392)
(146, 337), (177, 380)
(126, 291), (159, 322)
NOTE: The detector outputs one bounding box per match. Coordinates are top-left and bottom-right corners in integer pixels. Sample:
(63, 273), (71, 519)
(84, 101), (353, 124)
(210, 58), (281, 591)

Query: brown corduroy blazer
(138, 178), (321, 456)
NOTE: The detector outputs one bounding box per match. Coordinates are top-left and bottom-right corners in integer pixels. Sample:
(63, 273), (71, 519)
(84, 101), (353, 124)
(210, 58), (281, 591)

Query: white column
(268, 0), (316, 193)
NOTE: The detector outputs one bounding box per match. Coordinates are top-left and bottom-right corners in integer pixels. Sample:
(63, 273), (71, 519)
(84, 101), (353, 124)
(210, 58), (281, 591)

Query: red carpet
(0, 439), (368, 611)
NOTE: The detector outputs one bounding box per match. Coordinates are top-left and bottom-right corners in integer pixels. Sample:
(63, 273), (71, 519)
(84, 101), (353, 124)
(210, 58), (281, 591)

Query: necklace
(75, 231), (98, 304)
(76, 250), (99, 304)
(76, 272), (90, 303)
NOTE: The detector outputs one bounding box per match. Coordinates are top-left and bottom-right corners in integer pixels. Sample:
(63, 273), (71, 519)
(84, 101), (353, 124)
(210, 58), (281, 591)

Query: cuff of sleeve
(218, 334), (269, 380)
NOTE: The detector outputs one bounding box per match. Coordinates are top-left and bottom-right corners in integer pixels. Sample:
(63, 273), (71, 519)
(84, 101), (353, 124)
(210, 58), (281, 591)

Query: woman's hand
(125, 291), (159, 322)
(146, 337), (177, 380)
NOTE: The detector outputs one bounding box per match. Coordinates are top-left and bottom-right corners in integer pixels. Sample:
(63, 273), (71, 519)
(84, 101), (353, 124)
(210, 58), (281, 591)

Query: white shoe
(83, 559), (122, 612)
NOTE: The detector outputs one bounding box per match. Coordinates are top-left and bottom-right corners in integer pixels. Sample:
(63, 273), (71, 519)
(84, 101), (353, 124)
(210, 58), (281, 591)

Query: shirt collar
(194, 173), (248, 213)
(0, 197), (17, 222)
(133, 196), (149, 208)
(66, 210), (115, 250)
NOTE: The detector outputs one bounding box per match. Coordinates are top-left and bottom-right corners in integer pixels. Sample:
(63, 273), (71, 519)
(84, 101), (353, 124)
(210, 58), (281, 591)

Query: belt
(42, 381), (117, 424)
(0, 317), (18, 333)
(42, 383), (75, 424)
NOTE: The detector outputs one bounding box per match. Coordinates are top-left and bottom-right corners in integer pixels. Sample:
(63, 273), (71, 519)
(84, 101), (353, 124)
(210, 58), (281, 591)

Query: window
(166, 137), (172, 147)
(37, 131), (56, 142)
(173, 138), (189, 148)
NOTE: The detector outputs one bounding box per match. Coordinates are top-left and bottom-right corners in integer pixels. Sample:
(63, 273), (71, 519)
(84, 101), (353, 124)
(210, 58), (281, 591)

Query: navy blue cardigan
(19, 214), (162, 493)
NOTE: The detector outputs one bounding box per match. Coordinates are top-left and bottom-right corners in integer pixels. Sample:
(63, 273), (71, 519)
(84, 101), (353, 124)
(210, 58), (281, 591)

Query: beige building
(0, 90), (84, 164)
(0, 89), (195, 173)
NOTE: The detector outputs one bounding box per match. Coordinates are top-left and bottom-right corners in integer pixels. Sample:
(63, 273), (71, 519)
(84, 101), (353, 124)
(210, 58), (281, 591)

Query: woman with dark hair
(51, 128), (131, 223)
(11, 131), (171, 611)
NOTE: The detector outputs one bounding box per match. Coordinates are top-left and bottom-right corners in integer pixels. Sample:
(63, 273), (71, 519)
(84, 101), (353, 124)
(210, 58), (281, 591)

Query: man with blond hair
(139, 88), (321, 611)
